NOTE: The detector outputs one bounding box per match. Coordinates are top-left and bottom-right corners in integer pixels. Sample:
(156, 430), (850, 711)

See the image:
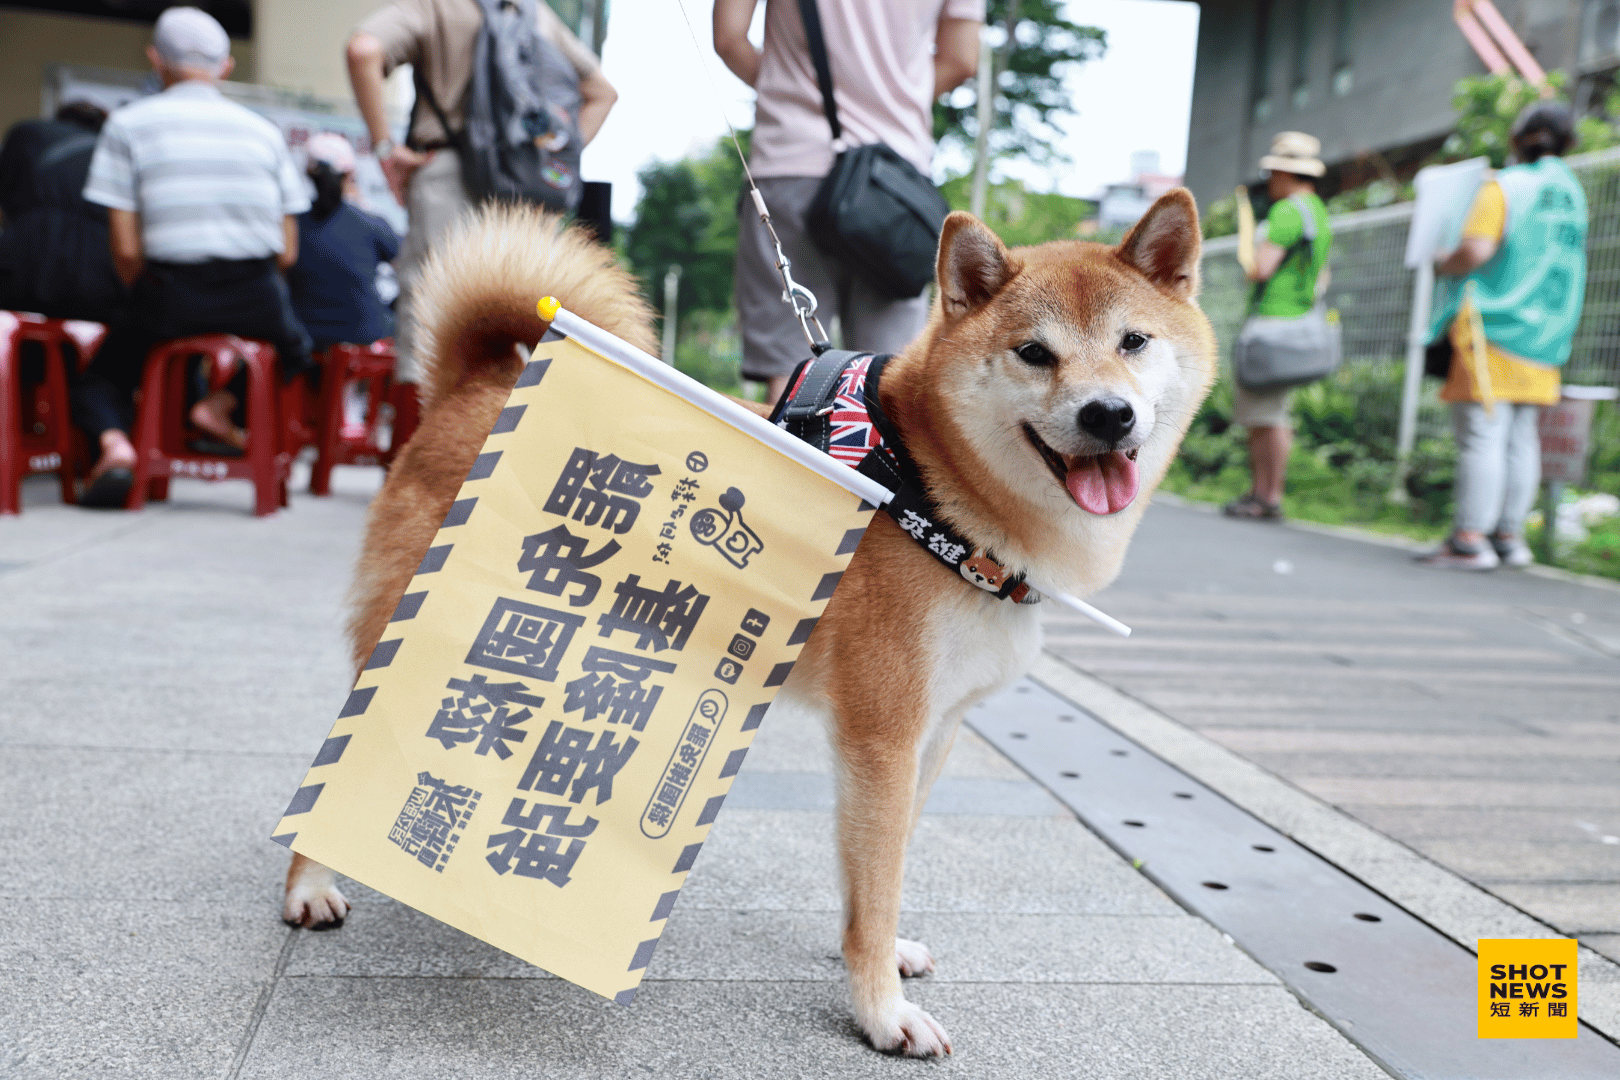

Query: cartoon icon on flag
(689, 486), (764, 568)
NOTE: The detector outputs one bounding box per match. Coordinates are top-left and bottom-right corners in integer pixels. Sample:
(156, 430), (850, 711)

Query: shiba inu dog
(283, 190), (1216, 1057)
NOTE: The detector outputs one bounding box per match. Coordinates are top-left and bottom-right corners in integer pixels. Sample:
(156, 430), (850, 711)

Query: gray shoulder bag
(1233, 195), (1342, 392)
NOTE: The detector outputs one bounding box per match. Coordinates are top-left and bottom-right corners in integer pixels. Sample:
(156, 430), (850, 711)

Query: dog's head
(903, 190), (1217, 589)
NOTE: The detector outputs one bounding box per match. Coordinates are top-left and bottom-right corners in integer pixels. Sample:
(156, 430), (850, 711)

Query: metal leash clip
(748, 187), (830, 355)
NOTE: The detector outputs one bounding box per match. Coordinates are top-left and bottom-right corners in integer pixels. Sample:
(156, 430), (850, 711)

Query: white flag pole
(541, 301), (1133, 639)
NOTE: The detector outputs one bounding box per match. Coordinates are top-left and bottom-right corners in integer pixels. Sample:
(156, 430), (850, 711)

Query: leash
(662, 2), (1129, 638)
(673, 1), (828, 353)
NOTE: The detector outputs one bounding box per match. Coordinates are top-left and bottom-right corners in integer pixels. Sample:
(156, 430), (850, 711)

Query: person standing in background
(1418, 102), (1588, 571)
(1224, 131), (1333, 521)
(344, 0), (618, 402)
(715, 0), (981, 405)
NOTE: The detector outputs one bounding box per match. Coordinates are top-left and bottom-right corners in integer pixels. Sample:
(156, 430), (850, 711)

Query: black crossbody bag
(796, 0), (951, 300)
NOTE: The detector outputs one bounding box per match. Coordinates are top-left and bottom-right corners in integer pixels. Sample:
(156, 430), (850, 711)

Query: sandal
(79, 467), (133, 510)
(1222, 492), (1282, 520)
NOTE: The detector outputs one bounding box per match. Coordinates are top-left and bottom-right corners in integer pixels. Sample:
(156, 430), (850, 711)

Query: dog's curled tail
(346, 205), (655, 675)
(409, 203), (657, 411)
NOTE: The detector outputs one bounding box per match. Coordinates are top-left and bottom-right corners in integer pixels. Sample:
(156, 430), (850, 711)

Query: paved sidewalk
(1050, 499), (1620, 966)
(0, 472), (1386, 1079)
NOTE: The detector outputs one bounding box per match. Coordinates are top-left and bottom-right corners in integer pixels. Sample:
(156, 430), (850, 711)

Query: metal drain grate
(966, 678), (1620, 1080)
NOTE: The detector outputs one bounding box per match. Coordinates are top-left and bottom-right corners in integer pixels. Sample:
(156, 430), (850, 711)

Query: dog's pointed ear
(1115, 189), (1202, 299)
(938, 211), (1016, 319)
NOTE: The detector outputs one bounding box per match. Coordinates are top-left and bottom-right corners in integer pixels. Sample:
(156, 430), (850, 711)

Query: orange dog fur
(284, 193), (1217, 1057)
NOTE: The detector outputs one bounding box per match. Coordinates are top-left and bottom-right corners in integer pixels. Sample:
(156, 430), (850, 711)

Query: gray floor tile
(722, 771), (1068, 817)
(1490, 883), (1620, 934)
(0, 745), (309, 902)
(1298, 776), (1620, 810)
(674, 809), (1182, 916)
(0, 972), (266, 1080)
(1408, 838), (1620, 882)
(0, 898), (290, 979)
(235, 979), (1385, 1080)
(1349, 805), (1620, 842)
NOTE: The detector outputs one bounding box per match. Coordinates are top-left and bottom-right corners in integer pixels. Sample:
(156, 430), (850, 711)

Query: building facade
(1184, 0), (1604, 208)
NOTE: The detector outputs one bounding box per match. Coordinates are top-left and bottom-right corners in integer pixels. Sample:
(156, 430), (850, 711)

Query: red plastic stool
(310, 339), (398, 495)
(127, 335), (290, 517)
(0, 311), (107, 514)
(385, 379), (420, 469)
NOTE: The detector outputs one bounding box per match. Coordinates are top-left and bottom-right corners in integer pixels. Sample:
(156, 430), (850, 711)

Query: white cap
(153, 7), (231, 73)
(306, 132), (356, 175)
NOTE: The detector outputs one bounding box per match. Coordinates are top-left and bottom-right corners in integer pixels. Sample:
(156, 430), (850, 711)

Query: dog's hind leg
(284, 851), (349, 928)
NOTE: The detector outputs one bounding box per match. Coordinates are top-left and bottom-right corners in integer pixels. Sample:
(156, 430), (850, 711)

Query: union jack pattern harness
(771, 349), (1036, 604)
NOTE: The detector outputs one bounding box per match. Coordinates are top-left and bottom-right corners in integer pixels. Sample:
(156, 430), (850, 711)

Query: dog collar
(772, 350), (1038, 605)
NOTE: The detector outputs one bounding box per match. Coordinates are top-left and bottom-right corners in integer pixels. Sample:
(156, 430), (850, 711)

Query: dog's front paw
(860, 998), (952, 1058)
(283, 860), (350, 929)
(895, 937), (935, 977)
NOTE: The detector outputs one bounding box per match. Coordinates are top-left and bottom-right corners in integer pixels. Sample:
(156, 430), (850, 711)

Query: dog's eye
(1014, 341), (1056, 366)
(1120, 332), (1150, 353)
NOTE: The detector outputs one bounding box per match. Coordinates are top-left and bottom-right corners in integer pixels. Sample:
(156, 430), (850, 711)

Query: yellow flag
(1235, 185), (1256, 277)
(1460, 280), (1496, 415)
(272, 306), (882, 1004)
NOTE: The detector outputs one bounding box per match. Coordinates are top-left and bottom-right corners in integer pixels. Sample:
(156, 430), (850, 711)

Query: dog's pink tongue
(1065, 452), (1139, 515)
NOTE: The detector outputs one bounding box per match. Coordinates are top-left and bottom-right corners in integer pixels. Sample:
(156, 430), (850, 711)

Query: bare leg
(1247, 424), (1292, 505)
(283, 851), (350, 928)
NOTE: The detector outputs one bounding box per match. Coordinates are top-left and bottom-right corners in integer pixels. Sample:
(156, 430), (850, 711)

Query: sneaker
(1491, 534), (1534, 568)
(1414, 537), (1500, 571)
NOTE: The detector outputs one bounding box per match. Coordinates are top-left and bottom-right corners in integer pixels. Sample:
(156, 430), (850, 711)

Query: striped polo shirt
(83, 80), (309, 264)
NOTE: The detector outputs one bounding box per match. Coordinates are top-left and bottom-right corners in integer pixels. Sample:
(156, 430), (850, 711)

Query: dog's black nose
(1078, 397), (1135, 445)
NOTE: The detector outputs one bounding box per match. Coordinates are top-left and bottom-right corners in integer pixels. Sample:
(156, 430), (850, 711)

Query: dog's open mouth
(1023, 423), (1140, 516)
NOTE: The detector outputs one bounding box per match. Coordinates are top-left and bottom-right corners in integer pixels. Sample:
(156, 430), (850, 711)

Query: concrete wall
(0, 9), (255, 133)
(254, 0), (379, 102)
(1184, 0), (1585, 208)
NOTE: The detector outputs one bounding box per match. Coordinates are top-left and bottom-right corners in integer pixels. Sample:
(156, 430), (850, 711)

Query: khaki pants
(394, 151), (476, 384)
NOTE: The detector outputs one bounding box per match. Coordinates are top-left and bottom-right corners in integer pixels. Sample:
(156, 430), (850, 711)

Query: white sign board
(1538, 386), (1619, 486)
(1405, 157), (1490, 269)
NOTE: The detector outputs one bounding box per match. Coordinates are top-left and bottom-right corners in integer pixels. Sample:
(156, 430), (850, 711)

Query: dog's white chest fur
(912, 586), (1042, 785)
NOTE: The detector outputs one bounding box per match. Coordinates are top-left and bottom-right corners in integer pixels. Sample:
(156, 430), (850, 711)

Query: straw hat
(1259, 131), (1325, 177)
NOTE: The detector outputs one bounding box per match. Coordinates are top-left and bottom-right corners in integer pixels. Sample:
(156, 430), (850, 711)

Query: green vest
(1429, 156), (1588, 367)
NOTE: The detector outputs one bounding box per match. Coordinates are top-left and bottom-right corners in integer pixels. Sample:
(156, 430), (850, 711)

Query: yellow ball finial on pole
(536, 296), (561, 322)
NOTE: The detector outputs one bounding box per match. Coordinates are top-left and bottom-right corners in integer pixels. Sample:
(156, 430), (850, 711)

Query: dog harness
(771, 350), (1037, 604)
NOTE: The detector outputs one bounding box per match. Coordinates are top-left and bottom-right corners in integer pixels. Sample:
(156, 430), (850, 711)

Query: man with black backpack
(715, 0), (981, 405)
(346, 0), (618, 390)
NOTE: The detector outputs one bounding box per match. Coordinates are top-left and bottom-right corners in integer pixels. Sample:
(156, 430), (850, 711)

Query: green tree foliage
(939, 174), (1093, 246)
(1443, 71), (1573, 167)
(1441, 70), (1620, 166)
(933, 0), (1105, 166)
(623, 132), (749, 319)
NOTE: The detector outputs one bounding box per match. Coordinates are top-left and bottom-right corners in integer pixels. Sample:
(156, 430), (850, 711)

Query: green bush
(671, 308), (742, 397)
